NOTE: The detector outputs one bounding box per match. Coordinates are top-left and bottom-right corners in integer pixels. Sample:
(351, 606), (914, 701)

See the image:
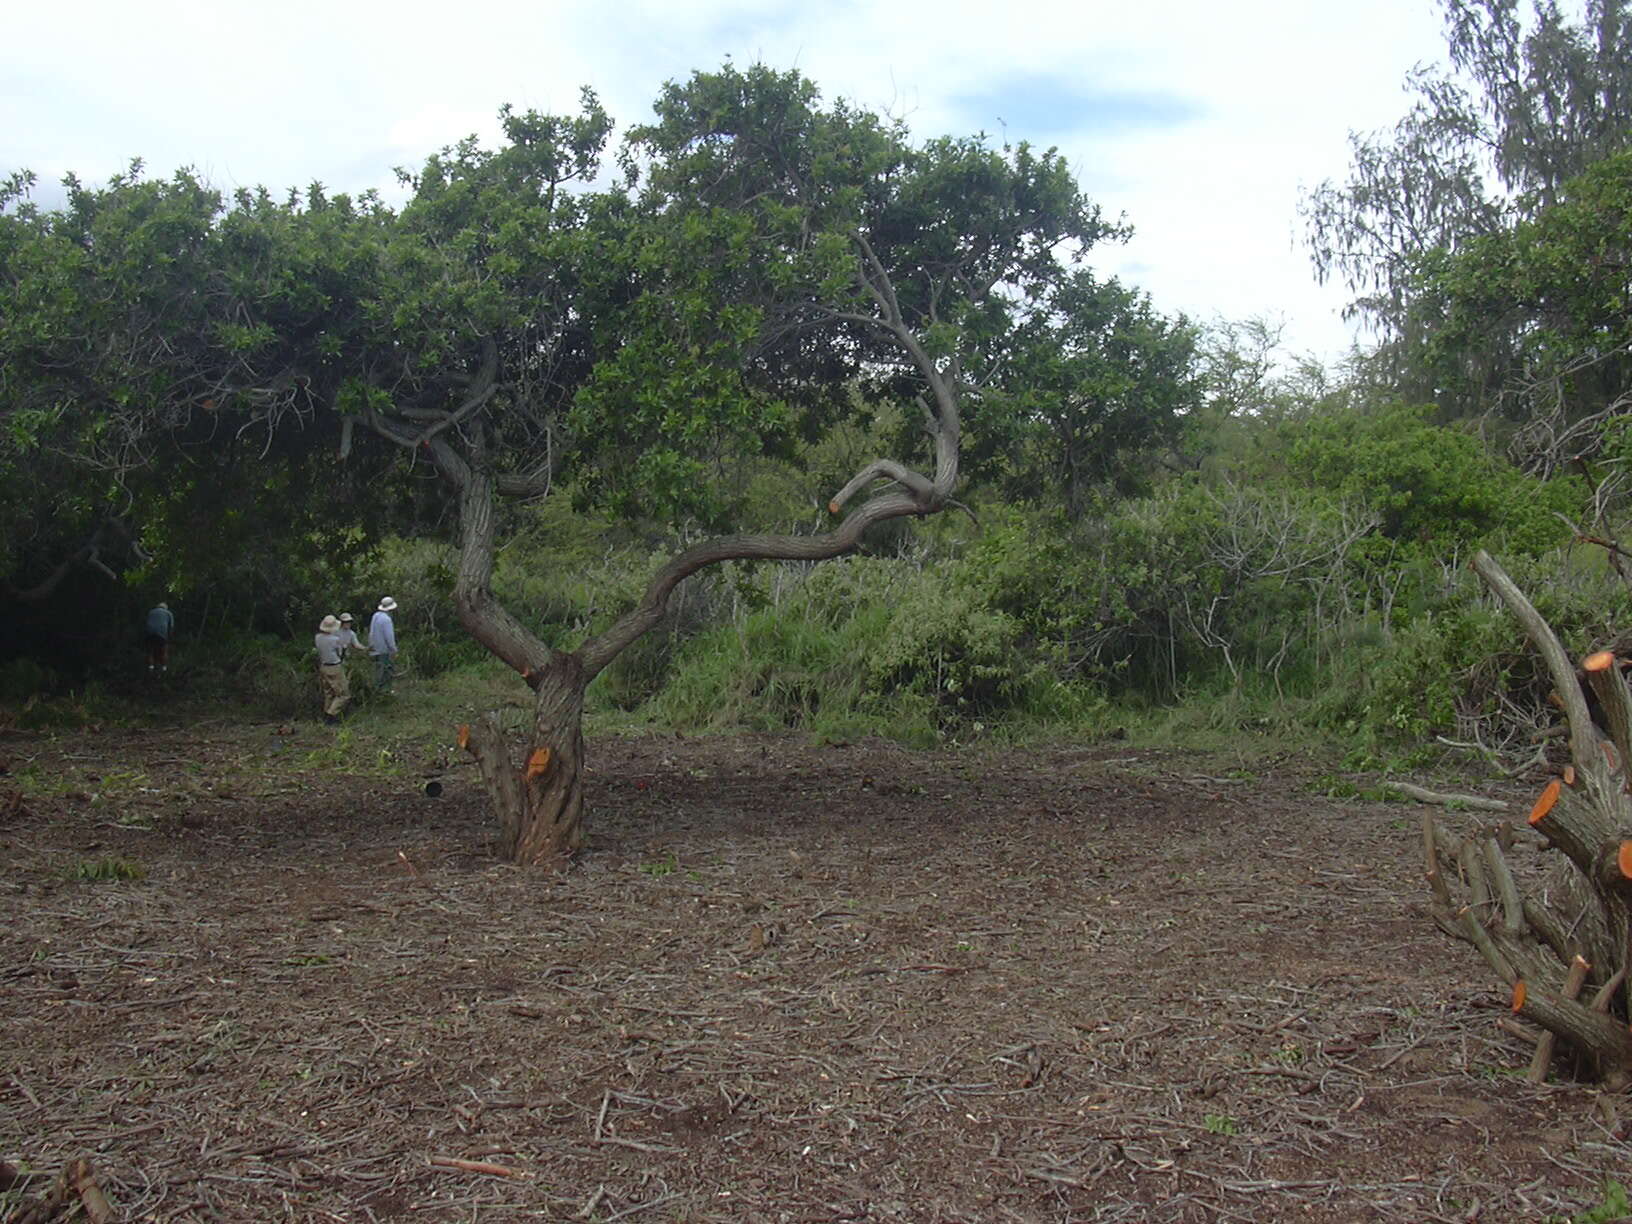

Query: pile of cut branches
(1424, 551), (1632, 1087)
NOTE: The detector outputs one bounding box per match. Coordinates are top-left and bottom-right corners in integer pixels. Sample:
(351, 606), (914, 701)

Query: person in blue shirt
(369, 597), (399, 693)
(144, 603), (174, 674)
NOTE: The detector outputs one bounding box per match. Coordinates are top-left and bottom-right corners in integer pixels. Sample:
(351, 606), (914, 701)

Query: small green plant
(1203, 1114), (1239, 1136)
(301, 726), (357, 768)
(1545, 1179), (1631, 1224)
(283, 954), (336, 967)
(64, 856), (146, 882)
(639, 854), (677, 877)
(1310, 774), (1403, 803)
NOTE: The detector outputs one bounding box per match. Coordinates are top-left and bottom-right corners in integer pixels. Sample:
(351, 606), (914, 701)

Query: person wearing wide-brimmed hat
(336, 612), (363, 658)
(314, 614), (351, 724)
(369, 597), (399, 694)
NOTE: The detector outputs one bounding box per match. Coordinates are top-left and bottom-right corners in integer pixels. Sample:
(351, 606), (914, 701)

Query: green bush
(865, 584), (1029, 719)
(1314, 548), (1632, 746)
(1284, 402), (1580, 558)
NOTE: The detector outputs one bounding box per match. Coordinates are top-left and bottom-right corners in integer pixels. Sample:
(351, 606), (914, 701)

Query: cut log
(1528, 955), (1591, 1083)
(1598, 841), (1632, 898)
(1529, 779), (1561, 826)
(1513, 986), (1632, 1086)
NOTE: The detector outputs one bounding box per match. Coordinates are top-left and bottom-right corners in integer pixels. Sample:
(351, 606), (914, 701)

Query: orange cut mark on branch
(1606, 741), (1621, 771)
(1511, 980), (1527, 1012)
(1564, 765), (1576, 786)
(1584, 650), (1617, 673)
(457, 724), (471, 751)
(525, 747), (553, 780)
(1528, 779), (1561, 826)
(1619, 841), (1632, 882)
(828, 500), (840, 515)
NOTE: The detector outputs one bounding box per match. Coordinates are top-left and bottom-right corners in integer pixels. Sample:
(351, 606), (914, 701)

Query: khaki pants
(319, 663), (350, 717)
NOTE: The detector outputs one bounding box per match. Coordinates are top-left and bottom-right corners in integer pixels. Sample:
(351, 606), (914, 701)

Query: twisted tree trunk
(1424, 550), (1632, 1086)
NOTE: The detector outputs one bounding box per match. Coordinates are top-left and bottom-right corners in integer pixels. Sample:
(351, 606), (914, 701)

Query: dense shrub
(1283, 403), (1581, 558)
(84, 402), (1615, 759)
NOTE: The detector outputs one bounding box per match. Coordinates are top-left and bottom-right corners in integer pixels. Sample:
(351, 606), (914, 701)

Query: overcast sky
(3, 0), (1452, 362)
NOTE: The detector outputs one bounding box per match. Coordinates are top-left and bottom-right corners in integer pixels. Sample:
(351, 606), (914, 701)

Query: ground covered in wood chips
(3, 721), (1631, 1223)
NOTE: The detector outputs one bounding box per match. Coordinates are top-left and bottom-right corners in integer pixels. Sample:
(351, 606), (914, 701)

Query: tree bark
(512, 654), (588, 865)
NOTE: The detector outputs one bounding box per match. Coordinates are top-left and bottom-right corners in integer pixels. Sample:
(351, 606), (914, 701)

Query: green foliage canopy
(1405, 149), (1632, 460)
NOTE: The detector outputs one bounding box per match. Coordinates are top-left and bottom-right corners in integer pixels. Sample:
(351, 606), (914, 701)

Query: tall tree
(980, 270), (1200, 512)
(396, 66), (1118, 862)
(1, 67), (1127, 864)
(1404, 149), (1632, 472)
(1302, 0), (1632, 400)
(0, 164), (396, 639)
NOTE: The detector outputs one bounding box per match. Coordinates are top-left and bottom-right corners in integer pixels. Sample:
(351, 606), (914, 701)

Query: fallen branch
(428, 1155), (528, 1178)
(1383, 781), (1508, 811)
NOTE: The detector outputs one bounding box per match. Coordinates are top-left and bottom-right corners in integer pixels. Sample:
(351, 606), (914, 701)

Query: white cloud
(3, 0), (1453, 361)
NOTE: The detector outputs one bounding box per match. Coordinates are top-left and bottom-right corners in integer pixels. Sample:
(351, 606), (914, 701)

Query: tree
(1302, 0), (1632, 400)
(393, 65), (1118, 862)
(0, 164), (401, 656)
(978, 270), (1201, 513)
(1404, 149), (1632, 471)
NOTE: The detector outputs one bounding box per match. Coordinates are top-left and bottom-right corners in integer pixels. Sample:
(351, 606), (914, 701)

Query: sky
(2, 0), (1453, 363)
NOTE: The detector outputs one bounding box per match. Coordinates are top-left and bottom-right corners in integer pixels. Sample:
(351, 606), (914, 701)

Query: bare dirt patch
(2, 725), (1628, 1222)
